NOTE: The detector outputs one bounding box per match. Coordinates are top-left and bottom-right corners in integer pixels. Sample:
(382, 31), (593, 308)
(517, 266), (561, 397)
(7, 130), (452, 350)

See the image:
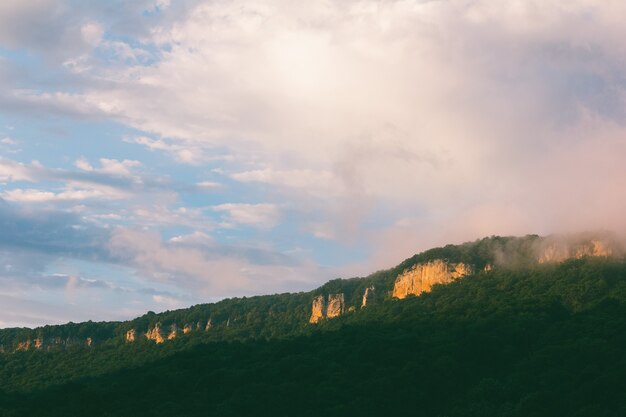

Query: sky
(1, 0), (626, 328)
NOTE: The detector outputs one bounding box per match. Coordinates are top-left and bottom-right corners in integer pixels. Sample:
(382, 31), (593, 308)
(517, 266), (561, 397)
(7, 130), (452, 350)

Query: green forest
(1, 236), (625, 416)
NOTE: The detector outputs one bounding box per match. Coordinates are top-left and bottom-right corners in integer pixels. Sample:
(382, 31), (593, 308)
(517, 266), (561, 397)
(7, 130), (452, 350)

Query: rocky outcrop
(167, 324), (178, 340)
(361, 286), (375, 308)
(145, 323), (165, 344)
(327, 294), (345, 318)
(183, 324), (193, 334)
(309, 295), (326, 324)
(538, 238), (614, 264)
(392, 260), (474, 299)
(125, 329), (136, 343)
(12, 336), (89, 352)
(309, 293), (346, 323)
(16, 340), (31, 351)
(205, 318), (213, 331)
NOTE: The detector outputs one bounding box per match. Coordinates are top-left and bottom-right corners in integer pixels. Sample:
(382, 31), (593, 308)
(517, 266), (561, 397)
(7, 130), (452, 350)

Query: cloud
(108, 227), (320, 297)
(7, 0), (619, 268)
(0, 157), (41, 182)
(1, 187), (123, 203)
(0, 198), (110, 257)
(212, 203), (280, 229)
(230, 168), (337, 196)
(76, 157), (141, 176)
(129, 136), (206, 164)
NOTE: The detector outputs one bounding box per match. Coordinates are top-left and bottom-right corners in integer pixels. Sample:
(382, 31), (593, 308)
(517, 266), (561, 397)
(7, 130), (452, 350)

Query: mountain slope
(1, 233), (625, 416)
(2, 257), (626, 416)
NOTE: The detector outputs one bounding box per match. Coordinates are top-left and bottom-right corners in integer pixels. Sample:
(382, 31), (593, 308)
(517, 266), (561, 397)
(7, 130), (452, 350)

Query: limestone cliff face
(392, 260), (474, 299)
(327, 294), (345, 318)
(538, 238), (614, 264)
(34, 338), (44, 349)
(125, 329), (136, 343)
(12, 336), (89, 352)
(309, 293), (346, 323)
(16, 340), (31, 351)
(205, 318), (213, 331)
(183, 324), (193, 334)
(361, 286), (375, 308)
(309, 295), (326, 323)
(167, 324), (178, 340)
(145, 323), (165, 344)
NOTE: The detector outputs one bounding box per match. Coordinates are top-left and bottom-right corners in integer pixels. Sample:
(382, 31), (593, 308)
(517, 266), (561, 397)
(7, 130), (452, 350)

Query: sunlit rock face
(125, 329), (136, 343)
(205, 318), (213, 331)
(392, 260), (474, 299)
(145, 323), (165, 344)
(537, 238), (614, 264)
(16, 340), (31, 351)
(34, 338), (44, 350)
(168, 324), (178, 340)
(183, 324), (193, 334)
(327, 294), (345, 318)
(309, 295), (326, 324)
(309, 293), (346, 323)
(361, 286), (375, 308)
(86, 337), (93, 347)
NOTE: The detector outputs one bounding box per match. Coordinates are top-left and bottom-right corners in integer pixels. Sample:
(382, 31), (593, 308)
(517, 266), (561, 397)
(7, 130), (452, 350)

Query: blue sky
(1, 0), (626, 327)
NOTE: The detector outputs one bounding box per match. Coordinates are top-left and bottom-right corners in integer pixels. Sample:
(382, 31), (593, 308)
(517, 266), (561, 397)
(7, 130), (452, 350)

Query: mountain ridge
(1, 232), (621, 353)
(2, 232), (626, 416)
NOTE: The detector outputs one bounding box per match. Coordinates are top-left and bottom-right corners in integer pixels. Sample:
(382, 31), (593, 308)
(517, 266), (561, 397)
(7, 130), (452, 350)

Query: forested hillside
(1, 235), (625, 416)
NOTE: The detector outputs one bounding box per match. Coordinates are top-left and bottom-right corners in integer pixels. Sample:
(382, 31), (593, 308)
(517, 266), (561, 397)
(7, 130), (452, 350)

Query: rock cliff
(167, 324), (178, 340)
(309, 295), (326, 323)
(327, 294), (345, 318)
(309, 293), (346, 323)
(537, 238), (614, 263)
(361, 286), (375, 308)
(392, 260), (474, 299)
(146, 323), (165, 344)
(11, 336), (91, 352)
(125, 329), (136, 343)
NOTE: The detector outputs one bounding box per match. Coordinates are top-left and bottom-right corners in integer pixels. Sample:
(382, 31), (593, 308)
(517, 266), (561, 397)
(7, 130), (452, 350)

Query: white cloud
(80, 22), (103, 47)
(169, 231), (213, 245)
(129, 136), (206, 164)
(1, 136), (15, 145)
(99, 158), (142, 176)
(212, 203), (280, 229)
(231, 168), (337, 195)
(75, 157), (142, 177)
(196, 181), (221, 189)
(0, 157), (44, 182)
(108, 228), (319, 296)
(2, 187), (122, 203)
